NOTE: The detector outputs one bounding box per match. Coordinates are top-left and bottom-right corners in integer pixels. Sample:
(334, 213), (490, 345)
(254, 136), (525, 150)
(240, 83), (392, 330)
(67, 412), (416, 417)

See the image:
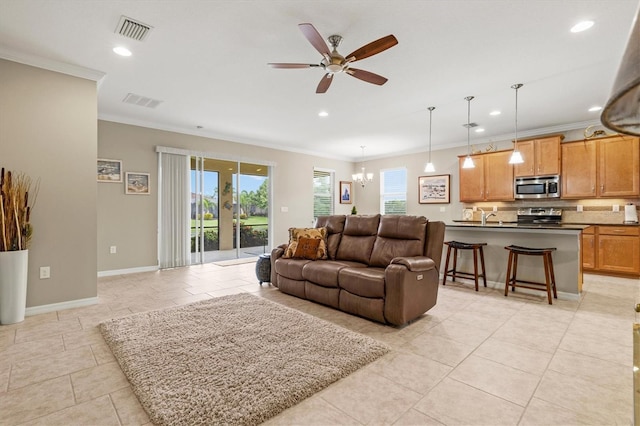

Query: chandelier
(352, 145), (373, 187)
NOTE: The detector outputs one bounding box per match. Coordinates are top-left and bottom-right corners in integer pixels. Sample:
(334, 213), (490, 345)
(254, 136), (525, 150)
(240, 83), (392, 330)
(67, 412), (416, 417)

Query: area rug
(99, 293), (390, 426)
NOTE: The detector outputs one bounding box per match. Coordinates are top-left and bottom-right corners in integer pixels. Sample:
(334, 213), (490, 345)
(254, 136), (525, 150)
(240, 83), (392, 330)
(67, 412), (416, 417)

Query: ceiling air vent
(122, 93), (163, 109)
(115, 16), (153, 41)
(462, 122), (479, 128)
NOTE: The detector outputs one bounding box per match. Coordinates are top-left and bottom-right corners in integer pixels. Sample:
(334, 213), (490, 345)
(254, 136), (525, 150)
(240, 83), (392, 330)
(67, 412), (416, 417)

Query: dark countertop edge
(447, 222), (590, 230)
(451, 220), (639, 227)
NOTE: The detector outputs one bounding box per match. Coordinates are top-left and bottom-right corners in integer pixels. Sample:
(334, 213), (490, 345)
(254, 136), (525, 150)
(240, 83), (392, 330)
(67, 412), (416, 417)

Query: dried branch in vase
(0, 168), (39, 251)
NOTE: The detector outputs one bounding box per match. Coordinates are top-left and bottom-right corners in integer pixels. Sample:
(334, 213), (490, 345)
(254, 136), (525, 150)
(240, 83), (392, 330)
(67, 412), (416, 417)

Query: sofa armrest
(390, 256), (436, 272)
(384, 262), (439, 326)
(270, 244), (288, 286)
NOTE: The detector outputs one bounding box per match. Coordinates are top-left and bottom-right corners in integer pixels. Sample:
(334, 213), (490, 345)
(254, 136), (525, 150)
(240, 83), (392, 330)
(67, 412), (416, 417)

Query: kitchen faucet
(479, 208), (497, 225)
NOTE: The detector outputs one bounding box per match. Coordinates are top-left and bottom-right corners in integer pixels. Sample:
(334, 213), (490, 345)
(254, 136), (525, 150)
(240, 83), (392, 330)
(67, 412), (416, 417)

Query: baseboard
(439, 275), (581, 301)
(26, 297), (99, 317)
(98, 265), (159, 277)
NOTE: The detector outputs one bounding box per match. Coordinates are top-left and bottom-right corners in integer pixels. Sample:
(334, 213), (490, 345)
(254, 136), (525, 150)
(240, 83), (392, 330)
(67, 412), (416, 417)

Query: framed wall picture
(125, 172), (150, 195)
(97, 159), (123, 182)
(339, 181), (352, 204)
(418, 174), (450, 204)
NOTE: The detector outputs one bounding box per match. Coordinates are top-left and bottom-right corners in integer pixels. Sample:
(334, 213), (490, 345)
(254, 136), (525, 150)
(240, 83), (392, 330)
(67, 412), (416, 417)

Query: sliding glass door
(191, 157), (269, 263)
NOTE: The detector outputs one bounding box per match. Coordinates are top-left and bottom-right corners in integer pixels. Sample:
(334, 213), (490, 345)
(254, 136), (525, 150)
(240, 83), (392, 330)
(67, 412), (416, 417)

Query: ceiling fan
(268, 23), (398, 93)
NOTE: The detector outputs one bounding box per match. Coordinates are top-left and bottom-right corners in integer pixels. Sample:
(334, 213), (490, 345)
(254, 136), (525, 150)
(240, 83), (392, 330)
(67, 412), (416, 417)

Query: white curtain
(158, 152), (190, 269)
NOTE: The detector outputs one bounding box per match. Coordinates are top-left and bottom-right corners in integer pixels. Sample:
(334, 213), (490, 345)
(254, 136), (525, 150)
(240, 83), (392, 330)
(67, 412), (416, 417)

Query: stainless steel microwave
(514, 175), (560, 199)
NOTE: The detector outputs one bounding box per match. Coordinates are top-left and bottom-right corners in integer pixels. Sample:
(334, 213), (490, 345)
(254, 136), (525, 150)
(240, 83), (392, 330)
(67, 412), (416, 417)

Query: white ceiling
(0, 0), (637, 161)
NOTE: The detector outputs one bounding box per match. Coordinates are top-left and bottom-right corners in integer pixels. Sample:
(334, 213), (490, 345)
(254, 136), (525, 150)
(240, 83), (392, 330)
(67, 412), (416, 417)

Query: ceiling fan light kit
(268, 23), (398, 93)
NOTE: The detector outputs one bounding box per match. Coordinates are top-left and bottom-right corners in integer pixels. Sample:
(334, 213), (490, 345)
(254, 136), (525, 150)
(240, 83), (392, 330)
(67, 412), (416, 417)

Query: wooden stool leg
(442, 245), (452, 285)
(543, 254), (552, 304)
(547, 252), (558, 299)
(511, 253), (519, 292)
(505, 250), (513, 297)
(452, 247), (458, 282)
(479, 246), (487, 287)
(472, 248), (479, 291)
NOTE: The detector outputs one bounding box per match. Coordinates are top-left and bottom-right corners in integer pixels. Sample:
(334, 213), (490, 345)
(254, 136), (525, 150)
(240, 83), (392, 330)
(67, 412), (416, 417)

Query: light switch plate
(577, 205), (583, 212)
(613, 205), (620, 212)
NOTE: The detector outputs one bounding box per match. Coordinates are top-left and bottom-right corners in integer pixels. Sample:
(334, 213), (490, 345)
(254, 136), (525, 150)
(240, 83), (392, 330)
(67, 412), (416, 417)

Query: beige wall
(97, 121), (356, 272)
(0, 59), (97, 307)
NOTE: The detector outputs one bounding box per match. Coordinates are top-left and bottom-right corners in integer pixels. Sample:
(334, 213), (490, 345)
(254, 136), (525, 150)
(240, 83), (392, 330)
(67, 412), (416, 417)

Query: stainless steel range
(517, 207), (562, 224)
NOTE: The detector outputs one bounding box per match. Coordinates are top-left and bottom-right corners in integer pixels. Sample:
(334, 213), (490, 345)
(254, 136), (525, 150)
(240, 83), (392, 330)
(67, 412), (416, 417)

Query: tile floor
(0, 261), (637, 425)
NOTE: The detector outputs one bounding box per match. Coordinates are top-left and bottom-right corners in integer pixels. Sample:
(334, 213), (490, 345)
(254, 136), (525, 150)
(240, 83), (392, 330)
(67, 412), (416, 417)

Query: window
(313, 168), (334, 218)
(380, 167), (407, 214)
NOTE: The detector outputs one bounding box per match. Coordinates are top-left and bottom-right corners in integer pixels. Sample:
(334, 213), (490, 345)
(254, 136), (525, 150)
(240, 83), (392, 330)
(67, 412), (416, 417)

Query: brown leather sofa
(270, 214), (445, 326)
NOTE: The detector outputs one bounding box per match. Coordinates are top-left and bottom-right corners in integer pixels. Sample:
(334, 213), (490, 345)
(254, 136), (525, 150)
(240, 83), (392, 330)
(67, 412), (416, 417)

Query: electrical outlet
(613, 205), (620, 212)
(39, 266), (50, 279)
(110, 246), (117, 254)
(439, 206), (446, 212)
(577, 205), (583, 212)
(493, 206), (498, 212)
(472, 206), (477, 212)
(280, 206), (288, 213)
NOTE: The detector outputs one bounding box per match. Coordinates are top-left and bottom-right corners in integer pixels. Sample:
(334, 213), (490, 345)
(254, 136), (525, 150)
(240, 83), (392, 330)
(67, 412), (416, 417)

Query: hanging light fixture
(509, 83), (525, 164)
(352, 145), (374, 187)
(424, 107), (436, 172)
(462, 96), (475, 169)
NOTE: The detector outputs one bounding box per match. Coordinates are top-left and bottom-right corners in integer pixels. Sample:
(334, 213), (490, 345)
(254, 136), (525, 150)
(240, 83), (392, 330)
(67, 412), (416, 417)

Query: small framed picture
(418, 174), (450, 204)
(97, 159), (123, 182)
(125, 172), (150, 195)
(339, 181), (352, 204)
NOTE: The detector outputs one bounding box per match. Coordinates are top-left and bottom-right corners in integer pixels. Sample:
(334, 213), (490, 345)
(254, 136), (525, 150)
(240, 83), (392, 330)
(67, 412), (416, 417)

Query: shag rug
(99, 293), (390, 426)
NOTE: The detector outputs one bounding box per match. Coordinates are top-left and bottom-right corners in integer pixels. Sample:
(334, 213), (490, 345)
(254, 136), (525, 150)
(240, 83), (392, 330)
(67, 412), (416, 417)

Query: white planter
(0, 249), (29, 324)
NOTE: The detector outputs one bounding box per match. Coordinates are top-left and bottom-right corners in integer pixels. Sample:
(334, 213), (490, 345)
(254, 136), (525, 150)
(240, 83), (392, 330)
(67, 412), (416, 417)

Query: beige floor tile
(264, 395), (361, 425)
(423, 318), (494, 347)
(109, 386), (150, 425)
(393, 408), (444, 425)
(70, 362), (129, 403)
(0, 376), (75, 424)
(9, 345), (96, 390)
(319, 369), (422, 424)
(449, 355), (540, 406)
(534, 369), (632, 423)
(0, 335), (64, 369)
(0, 328), (16, 351)
(171, 292), (214, 306)
(473, 337), (552, 375)
(365, 350), (452, 395)
(413, 377), (524, 425)
(519, 397), (613, 425)
(14, 318), (82, 343)
(20, 394), (120, 426)
(77, 307), (135, 329)
(548, 349), (631, 391)
(559, 328), (632, 367)
(62, 327), (106, 349)
(491, 320), (565, 354)
(0, 362), (10, 393)
(406, 333), (476, 367)
(91, 343), (116, 364)
(445, 309), (511, 333)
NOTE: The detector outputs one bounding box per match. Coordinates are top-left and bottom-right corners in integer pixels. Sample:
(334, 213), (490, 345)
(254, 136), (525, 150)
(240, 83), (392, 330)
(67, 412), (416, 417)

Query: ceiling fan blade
(299, 23), (331, 57)
(346, 68), (388, 85)
(316, 74), (333, 94)
(268, 63), (319, 69)
(345, 35), (398, 62)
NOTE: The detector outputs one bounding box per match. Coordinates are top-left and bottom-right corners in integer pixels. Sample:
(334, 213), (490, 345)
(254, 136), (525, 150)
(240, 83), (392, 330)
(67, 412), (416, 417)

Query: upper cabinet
(514, 135), (562, 177)
(459, 150), (514, 202)
(562, 135), (639, 198)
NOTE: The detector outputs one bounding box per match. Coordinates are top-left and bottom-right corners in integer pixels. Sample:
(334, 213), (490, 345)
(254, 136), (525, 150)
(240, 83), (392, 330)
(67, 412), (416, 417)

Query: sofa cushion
(274, 258), (312, 281)
(283, 227), (328, 260)
(339, 267), (386, 298)
(302, 260), (367, 288)
(315, 215), (346, 260)
(336, 215), (380, 264)
(369, 215), (428, 267)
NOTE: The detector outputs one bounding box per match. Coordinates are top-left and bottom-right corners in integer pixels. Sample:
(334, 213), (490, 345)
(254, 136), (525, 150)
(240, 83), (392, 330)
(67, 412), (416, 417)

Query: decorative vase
(0, 249), (29, 324)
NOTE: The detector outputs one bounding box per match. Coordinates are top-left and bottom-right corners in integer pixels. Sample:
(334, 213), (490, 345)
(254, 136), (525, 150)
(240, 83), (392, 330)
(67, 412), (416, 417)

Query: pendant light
(352, 145), (374, 187)
(424, 106), (436, 172)
(509, 83), (525, 164)
(462, 96), (475, 169)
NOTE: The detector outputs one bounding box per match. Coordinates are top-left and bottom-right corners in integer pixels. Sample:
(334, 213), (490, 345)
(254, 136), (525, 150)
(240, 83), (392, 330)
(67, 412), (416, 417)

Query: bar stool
(504, 245), (557, 304)
(442, 241), (487, 291)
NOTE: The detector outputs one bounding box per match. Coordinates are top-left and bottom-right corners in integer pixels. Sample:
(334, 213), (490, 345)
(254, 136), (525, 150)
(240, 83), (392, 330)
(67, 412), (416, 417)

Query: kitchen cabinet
(562, 135), (639, 198)
(582, 225), (640, 276)
(514, 135), (562, 177)
(459, 150), (514, 202)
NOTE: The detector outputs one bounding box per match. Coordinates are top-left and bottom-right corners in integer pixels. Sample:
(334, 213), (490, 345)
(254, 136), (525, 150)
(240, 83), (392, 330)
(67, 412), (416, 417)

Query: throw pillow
(283, 227), (328, 260)
(293, 237), (321, 260)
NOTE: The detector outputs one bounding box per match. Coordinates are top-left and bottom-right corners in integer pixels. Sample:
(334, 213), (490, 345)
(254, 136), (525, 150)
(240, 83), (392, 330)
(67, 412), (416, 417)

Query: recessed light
(475, 128), (485, 133)
(113, 46), (132, 56)
(489, 110), (501, 116)
(318, 111), (329, 117)
(588, 106), (602, 112)
(571, 21), (594, 33)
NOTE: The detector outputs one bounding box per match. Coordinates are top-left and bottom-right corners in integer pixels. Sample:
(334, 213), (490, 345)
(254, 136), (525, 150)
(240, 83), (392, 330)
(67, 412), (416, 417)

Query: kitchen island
(444, 222), (589, 297)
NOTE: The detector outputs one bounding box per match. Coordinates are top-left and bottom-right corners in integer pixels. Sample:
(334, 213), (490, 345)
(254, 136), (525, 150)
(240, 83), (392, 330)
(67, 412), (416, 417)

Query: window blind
(313, 169), (334, 218)
(380, 168), (407, 215)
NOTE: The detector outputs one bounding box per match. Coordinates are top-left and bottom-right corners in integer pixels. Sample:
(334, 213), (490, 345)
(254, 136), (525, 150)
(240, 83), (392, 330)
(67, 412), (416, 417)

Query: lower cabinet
(582, 226), (640, 276)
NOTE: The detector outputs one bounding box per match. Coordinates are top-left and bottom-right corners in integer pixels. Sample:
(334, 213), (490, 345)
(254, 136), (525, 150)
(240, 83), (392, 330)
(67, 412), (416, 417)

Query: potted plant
(351, 206), (357, 215)
(0, 167), (38, 324)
